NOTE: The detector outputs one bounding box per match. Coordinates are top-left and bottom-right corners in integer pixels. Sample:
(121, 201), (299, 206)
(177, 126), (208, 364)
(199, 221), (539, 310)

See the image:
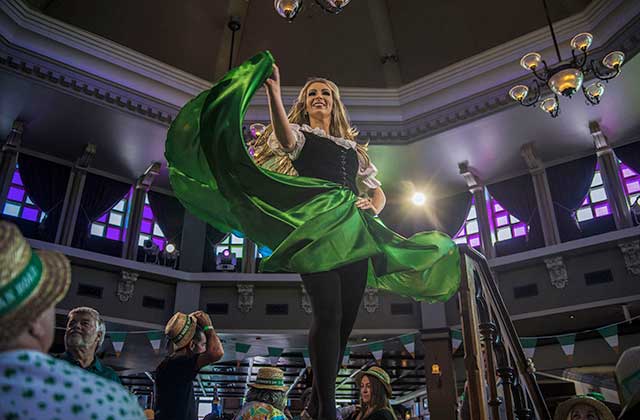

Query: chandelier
(509, 0), (625, 118)
(274, 0), (351, 22)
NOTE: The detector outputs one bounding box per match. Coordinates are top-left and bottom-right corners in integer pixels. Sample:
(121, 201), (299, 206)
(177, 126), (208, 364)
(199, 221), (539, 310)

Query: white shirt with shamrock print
(0, 349), (145, 420)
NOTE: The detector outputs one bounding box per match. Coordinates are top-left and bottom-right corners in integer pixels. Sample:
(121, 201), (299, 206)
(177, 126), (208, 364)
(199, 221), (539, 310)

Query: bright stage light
(411, 192), (426, 206)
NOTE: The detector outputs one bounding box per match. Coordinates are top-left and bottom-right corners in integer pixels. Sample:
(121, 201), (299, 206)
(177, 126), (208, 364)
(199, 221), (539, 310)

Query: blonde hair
(253, 77), (371, 175)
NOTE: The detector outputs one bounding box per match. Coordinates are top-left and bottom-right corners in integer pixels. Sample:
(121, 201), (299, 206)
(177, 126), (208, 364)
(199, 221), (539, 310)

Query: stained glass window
(489, 198), (528, 242)
(575, 167), (611, 222)
(90, 190), (166, 249)
(620, 162), (640, 207)
(453, 198), (481, 248)
(2, 167), (46, 223)
(216, 233), (244, 257)
(453, 190), (529, 247)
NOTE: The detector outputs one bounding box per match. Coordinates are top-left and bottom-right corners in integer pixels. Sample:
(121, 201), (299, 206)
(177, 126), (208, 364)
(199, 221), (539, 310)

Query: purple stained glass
(513, 224), (527, 237)
(7, 186), (25, 202)
(153, 237), (165, 251)
(469, 234), (481, 248)
(582, 197), (590, 206)
(626, 180), (640, 194)
(11, 171), (23, 186)
(495, 214), (509, 227)
(96, 214), (108, 223)
(493, 203), (504, 212)
(140, 220), (152, 234)
(106, 227), (121, 241)
(21, 207), (39, 222)
(594, 203), (611, 218)
(143, 205), (154, 220)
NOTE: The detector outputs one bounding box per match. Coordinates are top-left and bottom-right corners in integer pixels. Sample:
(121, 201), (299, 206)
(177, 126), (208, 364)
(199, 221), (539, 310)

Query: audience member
(0, 221), (145, 419)
(616, 346), (640, 420)
(344, 366), (396, 420)
(235, 367), (289, 420)
(553, 395), (614, 420)
(57, 305), (120, 382)
(155, 310), (224, 420)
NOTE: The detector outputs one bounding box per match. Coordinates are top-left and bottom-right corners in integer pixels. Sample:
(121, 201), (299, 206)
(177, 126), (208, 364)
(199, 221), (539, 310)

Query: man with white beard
(58, 306), (121, 383)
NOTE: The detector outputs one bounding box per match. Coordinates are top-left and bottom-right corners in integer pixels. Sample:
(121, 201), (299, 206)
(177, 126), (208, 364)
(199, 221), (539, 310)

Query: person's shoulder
(368, 408), (395, 420)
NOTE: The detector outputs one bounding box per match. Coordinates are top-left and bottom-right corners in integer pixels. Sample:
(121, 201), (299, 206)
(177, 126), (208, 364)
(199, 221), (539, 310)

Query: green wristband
(203, 325), (214, 332)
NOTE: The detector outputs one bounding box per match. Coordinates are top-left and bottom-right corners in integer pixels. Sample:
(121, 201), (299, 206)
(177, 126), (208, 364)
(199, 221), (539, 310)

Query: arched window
(2, 166), (45, 223)
(619, 162), (640, 206)
(575, 166), (610, 222)
(90, 190), (166, 249)
(216, 233), (244, 257)
(453, 190), (528, 247)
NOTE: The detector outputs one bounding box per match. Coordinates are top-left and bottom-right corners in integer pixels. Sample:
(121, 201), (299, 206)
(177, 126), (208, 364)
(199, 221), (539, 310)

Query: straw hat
(0, 221), (71, 342)
(355, 366), (393, 398)
(554, 396), (614, 420)
(165, 312), (197, 350)
(616, 346), (640, 419)
(248, 367), (289, 391)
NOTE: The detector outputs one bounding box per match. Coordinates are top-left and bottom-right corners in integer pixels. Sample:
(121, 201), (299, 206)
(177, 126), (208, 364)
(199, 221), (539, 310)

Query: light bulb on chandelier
(274, 0), (350, 22)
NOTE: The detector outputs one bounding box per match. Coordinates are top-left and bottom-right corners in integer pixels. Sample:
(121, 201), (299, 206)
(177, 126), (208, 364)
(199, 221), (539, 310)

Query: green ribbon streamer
(0, 252), (43, 317)
(255, 378), (284, 386)
(165, 50), (460, 302)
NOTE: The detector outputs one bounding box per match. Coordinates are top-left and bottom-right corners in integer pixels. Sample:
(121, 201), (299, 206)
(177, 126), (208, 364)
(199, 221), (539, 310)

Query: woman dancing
(258, 65), (385, 420)
(165, 51), (460, 420)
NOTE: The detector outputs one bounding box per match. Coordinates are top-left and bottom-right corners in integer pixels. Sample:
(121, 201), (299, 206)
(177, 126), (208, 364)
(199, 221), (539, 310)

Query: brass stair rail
(458, 245), (551, 420)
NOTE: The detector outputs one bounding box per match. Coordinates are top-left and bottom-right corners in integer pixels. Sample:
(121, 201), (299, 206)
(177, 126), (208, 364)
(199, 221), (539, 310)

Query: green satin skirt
(165, 51), (460, 303)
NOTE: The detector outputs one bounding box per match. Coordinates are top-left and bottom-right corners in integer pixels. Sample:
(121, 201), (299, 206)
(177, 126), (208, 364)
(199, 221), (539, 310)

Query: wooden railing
(458, 245), (551, 420)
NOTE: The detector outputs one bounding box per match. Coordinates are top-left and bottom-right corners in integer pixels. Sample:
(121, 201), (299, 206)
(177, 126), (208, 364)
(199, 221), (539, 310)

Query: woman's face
(359, 375), (372, 404)
(569, 404), (600, 420)
(305, 82), (333, 122)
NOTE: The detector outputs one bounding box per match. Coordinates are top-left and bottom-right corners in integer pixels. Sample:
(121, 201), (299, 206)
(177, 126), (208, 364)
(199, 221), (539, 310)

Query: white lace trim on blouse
(267, 124), (381, 190)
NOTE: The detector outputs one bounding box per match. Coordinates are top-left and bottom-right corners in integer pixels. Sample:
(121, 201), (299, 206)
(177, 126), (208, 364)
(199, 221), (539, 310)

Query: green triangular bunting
(268, 347), (283, 365)
(520, 338), (537, 359)
(597, 325), (619, 352)
(368, 342), (384, 364)
(146, 331), (163, 353)
(399, 334), (416, 358)
(557, 334), (576, 360)
(109, 332), (127, 357)
(451, 329), (463, 353)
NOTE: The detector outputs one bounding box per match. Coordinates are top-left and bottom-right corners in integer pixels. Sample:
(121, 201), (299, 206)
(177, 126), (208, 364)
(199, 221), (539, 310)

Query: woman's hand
(264, 64), (281, 99)
(355, 196), (378, 214)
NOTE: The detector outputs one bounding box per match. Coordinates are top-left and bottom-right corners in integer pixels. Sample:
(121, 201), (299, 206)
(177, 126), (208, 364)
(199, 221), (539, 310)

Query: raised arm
(264, 64), (297, 151)
(191, 311), (224, 370)
(355, 186), (386, 215)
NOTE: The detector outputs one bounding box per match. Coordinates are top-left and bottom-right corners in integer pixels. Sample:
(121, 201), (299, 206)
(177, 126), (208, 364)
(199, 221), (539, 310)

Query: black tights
(302, 259), (369, 420)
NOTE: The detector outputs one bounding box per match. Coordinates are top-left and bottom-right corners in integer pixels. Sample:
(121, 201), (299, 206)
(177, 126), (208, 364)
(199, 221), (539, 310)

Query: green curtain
(165, 51), (460, 303)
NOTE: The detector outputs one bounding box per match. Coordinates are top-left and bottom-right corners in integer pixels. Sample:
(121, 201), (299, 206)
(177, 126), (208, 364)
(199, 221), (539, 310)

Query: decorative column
(459, 161), (495, 258)
(421, 329), (458, 420)
(122, 162), (161, 260)
(56, 144), (96, 245)
(241, 239), (257, 273)
(179, 211), (207, 272)
(0, 120), (23, 205)
(368, 0), (403, 87)
(521, 143), (561, 245)
(590, 121), (632, 229)
(420, 303), (458, 420)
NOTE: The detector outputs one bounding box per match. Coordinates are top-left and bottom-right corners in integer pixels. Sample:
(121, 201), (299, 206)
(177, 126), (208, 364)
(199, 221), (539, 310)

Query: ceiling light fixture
(274, 0), (351, 22)
(509, 0), (625, 118)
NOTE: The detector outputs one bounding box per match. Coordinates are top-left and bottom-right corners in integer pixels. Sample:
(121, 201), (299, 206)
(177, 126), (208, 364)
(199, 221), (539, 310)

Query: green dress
(165, 51), (460, 303)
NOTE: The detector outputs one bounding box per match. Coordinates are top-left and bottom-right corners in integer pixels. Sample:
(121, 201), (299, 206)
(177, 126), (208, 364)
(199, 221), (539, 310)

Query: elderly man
(0, 221), (145, 419)
(58, 306), (120, 383)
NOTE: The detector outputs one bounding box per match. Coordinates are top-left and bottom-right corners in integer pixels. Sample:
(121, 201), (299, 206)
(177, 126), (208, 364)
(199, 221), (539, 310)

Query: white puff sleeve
(357, 156), (382, 190)
(266, 123), (306, 161)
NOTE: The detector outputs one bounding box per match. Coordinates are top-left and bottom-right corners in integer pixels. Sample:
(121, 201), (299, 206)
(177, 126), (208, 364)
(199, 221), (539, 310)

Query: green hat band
(256, 378), (284, 386)
(171, 315), (193, 344)
(0, 252), (43, 317)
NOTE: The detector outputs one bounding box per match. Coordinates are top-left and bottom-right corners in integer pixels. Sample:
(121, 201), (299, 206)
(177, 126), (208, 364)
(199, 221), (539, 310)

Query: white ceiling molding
(1, 0), (639, 145)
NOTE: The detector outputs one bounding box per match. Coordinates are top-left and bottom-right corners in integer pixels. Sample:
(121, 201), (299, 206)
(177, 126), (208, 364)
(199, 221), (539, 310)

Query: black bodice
(291, 131), (359, 194)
